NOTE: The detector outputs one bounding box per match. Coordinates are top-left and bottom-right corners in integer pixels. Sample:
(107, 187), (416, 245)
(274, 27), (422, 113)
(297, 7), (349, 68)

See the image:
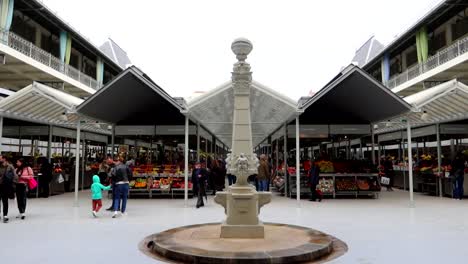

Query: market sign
(3, 126), (20, 137)
(440, 124), (468, 134)
(329, 125), (370, 135)
(84, 132), (108, 143)
(402, 125), (436, 139)
(350, 138), (361, 146)
(287, 125), (329, 138)
(20, 126), (49, 136)
(156, 125), (196, 135)
(115, 126), (155, 135)
(378, 131), (403, 142)
(52, 127), (77, 138)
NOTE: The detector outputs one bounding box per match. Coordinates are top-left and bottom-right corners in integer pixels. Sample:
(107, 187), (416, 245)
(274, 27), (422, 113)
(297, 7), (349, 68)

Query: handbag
(380, 176), (390, 185)
(28, 177), (38, 190)
(57, 174), (65, 184)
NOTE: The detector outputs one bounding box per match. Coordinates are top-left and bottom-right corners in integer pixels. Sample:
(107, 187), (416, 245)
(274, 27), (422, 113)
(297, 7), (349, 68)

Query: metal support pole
(81, 138), (85, 191)
(111, 126), (115, 159)
(184, 116), (189, 206)
(371, 125), (376, 165)
(0, 116), (3, 151)
(197, 123), (200, 162)
(450, 138), (455, 161)
(275, 139), (279, 174)
(407, 121), (415, 208)
(205, 137), (208, 167)
(359, 139), (363, 159)
(47, 125), (53, 162)
(436, 123), (442, 198)
(74, 120), (81, 207)
(283, 124), (288, 196)
(295, 117), (300, 206)
(377, 141), (381, 164)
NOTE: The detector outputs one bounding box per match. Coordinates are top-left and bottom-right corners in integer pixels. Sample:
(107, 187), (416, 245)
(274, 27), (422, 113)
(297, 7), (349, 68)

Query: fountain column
(214, 38), (271, 238)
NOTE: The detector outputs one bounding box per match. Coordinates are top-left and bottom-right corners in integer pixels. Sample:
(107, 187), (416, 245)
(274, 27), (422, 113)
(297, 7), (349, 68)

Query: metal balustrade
(0, 28), (101, 90)
(385, 36), (468, 89)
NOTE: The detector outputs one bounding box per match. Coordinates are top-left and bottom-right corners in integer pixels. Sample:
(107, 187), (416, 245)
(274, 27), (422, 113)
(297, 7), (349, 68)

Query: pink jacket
(18, 167), (34, 184)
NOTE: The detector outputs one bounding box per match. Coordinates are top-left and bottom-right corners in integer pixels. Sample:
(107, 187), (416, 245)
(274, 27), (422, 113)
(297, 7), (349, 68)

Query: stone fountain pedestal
(215, 185), (271, 238)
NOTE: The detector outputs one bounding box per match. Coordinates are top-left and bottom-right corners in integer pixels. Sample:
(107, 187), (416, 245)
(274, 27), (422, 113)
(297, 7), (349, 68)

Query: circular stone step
(140, 223), (347, 263)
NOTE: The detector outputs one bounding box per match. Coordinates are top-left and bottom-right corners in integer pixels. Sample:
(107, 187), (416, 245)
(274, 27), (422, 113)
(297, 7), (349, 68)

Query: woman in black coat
(192, 162), (207, 208)
(39, 159), (53, 198)
(309, 161), (321, 202)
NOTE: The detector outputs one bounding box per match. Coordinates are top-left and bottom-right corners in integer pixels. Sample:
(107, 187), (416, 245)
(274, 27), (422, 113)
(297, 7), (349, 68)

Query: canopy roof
(187, 80), (298, 147)
(299, 65), (412, 124)
(77, 66), (186, 126)
(0, 82), (110, 134)
(375, 79), (468, 134)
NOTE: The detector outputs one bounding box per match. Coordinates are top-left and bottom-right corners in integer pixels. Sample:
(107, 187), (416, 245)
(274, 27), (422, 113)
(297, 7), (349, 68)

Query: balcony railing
(0, 29), (101, 90)
(385, 35), (468, 89)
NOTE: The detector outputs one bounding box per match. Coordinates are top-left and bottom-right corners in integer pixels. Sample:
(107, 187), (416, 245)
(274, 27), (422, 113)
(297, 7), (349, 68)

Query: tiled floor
(0, 189), (467, 264)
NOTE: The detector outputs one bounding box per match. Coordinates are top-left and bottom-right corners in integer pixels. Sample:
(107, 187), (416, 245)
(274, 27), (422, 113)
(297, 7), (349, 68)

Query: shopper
(16, 158), (34, 219)
(192, 162), (207, 208)
(383, 156), (394, 191)
(39, 159), (53, 198)
(211, 159), (224, 193)
(257, 154), (270, 192)
(0, 156), (17, 223)
(452, 152), (465, 200)
(98, 159), (109, 184)
(111, 157), (132, 218)
(308, 161), (322, 202)
(105, 157), (116, 211)
(91, 175), (111, 217)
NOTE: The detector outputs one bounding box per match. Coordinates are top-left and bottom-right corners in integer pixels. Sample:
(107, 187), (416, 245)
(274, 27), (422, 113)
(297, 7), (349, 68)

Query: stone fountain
(139, 38), (347, 264)
(214, 38), (272, 239)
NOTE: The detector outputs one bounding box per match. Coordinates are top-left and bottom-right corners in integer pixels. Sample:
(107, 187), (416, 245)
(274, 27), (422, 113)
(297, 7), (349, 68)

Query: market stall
(374, 80), (468, 199)
(76, 66), (229, 204)
(259, 65), (412, 202)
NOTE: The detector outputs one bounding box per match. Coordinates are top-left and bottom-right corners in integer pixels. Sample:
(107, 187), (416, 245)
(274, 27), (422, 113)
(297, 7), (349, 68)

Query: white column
(81, 138), (85, 190)
(436, 123), (442, 198)
(275, 139), (279, 174)
(407, 121), (415, 207)
(371, 125), (376, 165)
(111, 126), (115, 159)
(184, 115), (189, 206)
(359, 139), (363, 159)
(196, 123), (200, 162)
(0, 116), (3, 151)
(74, 120), (81, 207)
(295, 117), (300, 206)
(378, 141), (381, 163)
(283, 124), (288, 196)
(47, 125), (53, 162)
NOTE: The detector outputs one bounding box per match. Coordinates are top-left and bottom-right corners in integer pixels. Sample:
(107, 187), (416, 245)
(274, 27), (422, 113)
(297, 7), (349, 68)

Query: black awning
(77, 67), (186, 126)
(299, 65), (411, 125)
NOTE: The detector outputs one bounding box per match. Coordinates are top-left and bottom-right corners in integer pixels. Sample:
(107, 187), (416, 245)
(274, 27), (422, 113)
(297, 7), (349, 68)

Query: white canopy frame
(187, 80), (298, 148)
(0, 82), (112, 206)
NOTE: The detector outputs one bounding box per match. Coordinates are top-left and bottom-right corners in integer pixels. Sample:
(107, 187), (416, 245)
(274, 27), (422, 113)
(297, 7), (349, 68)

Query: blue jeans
(258, 180), (268, 192)
(113, 183), (129, 213)
(228, 174), (237, 186)
(454, 175), (464, 199)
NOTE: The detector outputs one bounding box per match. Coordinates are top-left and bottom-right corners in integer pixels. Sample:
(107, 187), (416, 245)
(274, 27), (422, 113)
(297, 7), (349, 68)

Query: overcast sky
(42, 0), (442, 100)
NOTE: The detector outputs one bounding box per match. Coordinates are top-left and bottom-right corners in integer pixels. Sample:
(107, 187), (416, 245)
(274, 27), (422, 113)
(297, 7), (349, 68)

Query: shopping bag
(28, 177), (38, 190)
(380, 176), (390, 185)
(57, 174), (65, 184)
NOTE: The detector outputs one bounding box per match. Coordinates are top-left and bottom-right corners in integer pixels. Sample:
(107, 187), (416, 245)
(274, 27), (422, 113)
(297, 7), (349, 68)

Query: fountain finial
(231, 38), (253, 62)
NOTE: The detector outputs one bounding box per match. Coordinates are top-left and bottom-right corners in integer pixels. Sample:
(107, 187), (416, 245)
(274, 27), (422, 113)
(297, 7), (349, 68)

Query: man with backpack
(0, 155), (17, 223)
